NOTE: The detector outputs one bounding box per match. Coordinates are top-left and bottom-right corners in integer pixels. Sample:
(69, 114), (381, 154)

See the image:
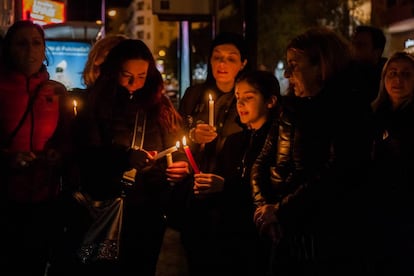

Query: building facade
(372, 0), (414, 55)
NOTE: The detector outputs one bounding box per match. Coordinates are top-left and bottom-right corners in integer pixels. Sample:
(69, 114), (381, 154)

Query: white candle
(73, 100), (78, 116)
(166, 153), (173, 167)
(167, 141), (180, 186)
(154, 145), (178, 160)
(208, 94), (214, 127)
(166, 141), (179, 166)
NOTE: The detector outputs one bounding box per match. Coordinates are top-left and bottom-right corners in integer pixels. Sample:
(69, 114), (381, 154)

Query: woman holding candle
(181, 70), (281, 275)
(178, 31), (249, 173)
(0, 20), (73, 276)
(178, 32), (250, 274)
(49, 39), (190, 276)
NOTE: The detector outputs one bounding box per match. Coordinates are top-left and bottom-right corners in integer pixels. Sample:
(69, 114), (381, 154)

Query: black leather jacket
(251, 88), (373, 232)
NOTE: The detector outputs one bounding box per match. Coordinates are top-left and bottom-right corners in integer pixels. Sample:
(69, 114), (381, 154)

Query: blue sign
(45, 40), (91, 90)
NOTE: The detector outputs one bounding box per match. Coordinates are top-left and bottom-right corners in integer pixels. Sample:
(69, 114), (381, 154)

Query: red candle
(182, 136), (200, 174)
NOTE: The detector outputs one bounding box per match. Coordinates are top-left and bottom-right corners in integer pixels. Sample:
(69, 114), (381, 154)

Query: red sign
(22, 0), (65, 25)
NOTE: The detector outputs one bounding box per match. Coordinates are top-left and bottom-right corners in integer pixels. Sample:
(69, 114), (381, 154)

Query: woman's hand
(129, 148), (156, 170)
(254, 204), (283, 244)
(10, 151), (37, 168)
(191, 124), (217, 144)
(193, 172), (224, 195)
(166, 160), (190, 182)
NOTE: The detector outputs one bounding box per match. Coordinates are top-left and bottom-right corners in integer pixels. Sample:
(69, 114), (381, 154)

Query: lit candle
(166, 141), (180, 166)
(208, 94), (214, 127)
(73, 100), (78, 116)
(155, 145), (178, 160)
(182, 136), (200, 174)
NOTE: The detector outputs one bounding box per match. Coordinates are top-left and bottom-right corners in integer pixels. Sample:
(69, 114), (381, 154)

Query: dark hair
(2, 20), (47, 69)
(91, 39), (182, 131)
(286, 27), (351, 82)
(354, 25), (386, 52)
(97, 39), (163, 106)
(210, 32), (248, 62)
(236, 70), (281, 102)
(205, 32), (249, 84)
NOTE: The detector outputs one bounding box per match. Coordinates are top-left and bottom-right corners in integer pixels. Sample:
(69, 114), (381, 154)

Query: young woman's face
(235, 80), (271, 130)
(384, 58), (414, 107)
(210, 44), (245, 87)
(284, 48), (321, 97)
(118, 59), (149, 93)
(9, 26), (45, 76)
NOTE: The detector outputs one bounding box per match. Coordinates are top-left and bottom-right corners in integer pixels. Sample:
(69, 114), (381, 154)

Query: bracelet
(188, 128), (197, 143)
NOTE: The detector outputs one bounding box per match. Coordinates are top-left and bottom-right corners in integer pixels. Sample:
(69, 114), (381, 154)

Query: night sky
(66, 0), (131, 21)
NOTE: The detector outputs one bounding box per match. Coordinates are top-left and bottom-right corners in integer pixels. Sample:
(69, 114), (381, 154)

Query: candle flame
(182, 136), (187, 146)
(176, 141), (180, 148)
(209, 94), (212, 101)
(73, 100), (78, 107)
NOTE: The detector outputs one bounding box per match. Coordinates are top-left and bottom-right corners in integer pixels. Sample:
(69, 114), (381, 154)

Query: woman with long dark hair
(51, 39), (190, 276)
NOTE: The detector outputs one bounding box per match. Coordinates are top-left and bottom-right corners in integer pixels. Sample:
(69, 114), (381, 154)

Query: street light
(108, 9), (117, 17)
(158, 49), (166, 57)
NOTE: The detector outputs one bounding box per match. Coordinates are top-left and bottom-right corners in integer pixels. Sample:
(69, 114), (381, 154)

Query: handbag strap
(131, 110), (147, 150)
(2, 83), (43, 148)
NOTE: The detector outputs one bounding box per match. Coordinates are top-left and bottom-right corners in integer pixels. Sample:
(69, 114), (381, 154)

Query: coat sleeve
(250, 118), (278, 207)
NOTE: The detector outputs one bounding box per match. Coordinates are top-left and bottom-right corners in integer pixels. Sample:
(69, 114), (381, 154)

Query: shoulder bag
(74, 191), (124, 264)
(74, 109), (147, 264)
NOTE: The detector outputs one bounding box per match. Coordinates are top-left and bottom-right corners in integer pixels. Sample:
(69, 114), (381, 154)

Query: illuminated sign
(46, 40), (91, 90)
(405, 39), (414, 49)
(22, 0), (65, 25)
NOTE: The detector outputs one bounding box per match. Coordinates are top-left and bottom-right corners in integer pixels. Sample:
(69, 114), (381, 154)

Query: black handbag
(73, 191), (124, 264)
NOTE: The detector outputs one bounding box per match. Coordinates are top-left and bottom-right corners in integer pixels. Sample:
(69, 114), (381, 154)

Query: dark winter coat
(178, 82), (242, 172)
(368, 100), (414, 272)
(77, 85), (187, 207)
(251, 78), (373, 262)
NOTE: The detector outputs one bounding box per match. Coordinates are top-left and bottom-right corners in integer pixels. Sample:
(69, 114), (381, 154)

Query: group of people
(1, 19), (413, 276)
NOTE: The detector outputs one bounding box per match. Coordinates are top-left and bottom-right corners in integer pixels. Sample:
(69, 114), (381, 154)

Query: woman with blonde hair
(82, 34), (127, 87)
(369, 51), (414, 274)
